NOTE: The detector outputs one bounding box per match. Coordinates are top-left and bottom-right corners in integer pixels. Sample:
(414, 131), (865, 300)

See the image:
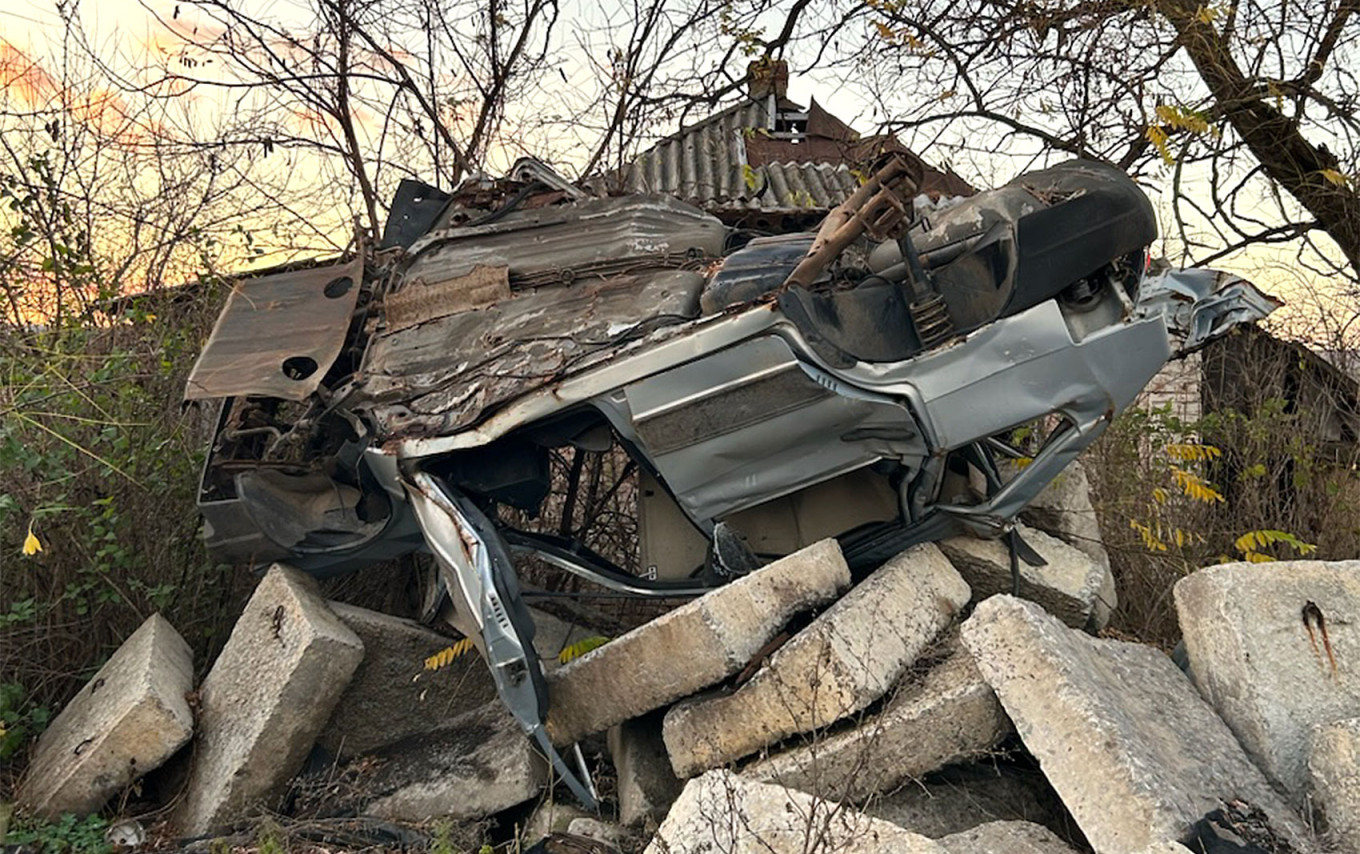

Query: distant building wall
(1139, 351), (1202, 426)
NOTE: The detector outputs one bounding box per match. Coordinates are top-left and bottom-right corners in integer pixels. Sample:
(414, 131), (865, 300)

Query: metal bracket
(405, 471), (599, 810)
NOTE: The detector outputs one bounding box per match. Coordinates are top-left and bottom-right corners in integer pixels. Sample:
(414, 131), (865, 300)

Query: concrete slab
(566, 817), (632, 849)
(320, 602), (497, 759)
(18, 614), (193, 818)
(607, 711), (683, 828)
(663, 544), (969, 777)
(644, 770), (947, 854)
(743, 632), (1009, 801)
(1175, 560), (1360, 801)
(939, 525), (1106, 628)
(961, 595), (1313, 854)
(545, 539), (850, 746)
(173, 565), (364, 835)
(938, 820), (1078, 854)
(1308, 716), (1360, 852)
(861, 761), (1067, 840)
(1015, 461), (1116, 630)
(354, 700), (547, 822)
(522, 800), (594, 844)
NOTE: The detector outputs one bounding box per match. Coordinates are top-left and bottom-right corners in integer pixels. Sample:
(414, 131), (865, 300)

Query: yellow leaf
(1147, 125), (1173, 165)
(1321, 169), (1348, 187)
(559, 635), (610, 664)
(22, 523), (42, 556)
(1166, 442), (1221, 462)
(1194, 4), (1219, 23)
(741, 163), (760, 192)
(424, 637), (475, 671)
(1171, 466), (1224, 503)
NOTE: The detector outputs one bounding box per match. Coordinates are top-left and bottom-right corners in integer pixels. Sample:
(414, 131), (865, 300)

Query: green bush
(3, 811), (111, 854)
(0, 296), (253, 792)
(0, 681), (50, 760)
(1087, 394), (1360, 647)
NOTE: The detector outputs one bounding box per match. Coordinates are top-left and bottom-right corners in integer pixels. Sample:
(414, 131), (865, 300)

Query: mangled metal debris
(186, 154), (1278, 803)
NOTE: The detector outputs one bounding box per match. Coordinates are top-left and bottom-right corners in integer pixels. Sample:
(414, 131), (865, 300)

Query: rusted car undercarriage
(186, 155), (1277, 803)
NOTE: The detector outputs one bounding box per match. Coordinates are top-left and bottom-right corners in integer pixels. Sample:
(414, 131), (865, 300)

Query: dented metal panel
(358, 196), (727, 438)
(185, 257), (363, 400)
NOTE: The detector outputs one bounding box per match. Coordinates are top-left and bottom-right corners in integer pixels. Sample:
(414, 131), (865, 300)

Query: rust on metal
(781, 153), (922, 290)
(384, 265), (512, 332)
(1302, 600), (1339, 678)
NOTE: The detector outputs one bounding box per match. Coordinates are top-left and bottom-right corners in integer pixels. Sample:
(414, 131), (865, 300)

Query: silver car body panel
(376, 271), (1221, 534)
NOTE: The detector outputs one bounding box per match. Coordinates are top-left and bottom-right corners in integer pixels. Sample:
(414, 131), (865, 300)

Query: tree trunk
(1157, 0), (1360, 276)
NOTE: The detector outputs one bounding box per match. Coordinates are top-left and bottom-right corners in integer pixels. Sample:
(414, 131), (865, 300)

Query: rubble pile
(16, 464), (1360, 852)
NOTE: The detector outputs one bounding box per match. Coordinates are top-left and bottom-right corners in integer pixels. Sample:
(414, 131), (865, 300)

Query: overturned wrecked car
(185, 154), (1277, 802)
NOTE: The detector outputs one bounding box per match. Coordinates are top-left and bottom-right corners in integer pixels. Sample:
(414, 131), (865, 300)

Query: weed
(2, 812), (111, 854)
(255, 818), (285, 854)
(428, 820), (457, 854)
(0, 682), (50, 760)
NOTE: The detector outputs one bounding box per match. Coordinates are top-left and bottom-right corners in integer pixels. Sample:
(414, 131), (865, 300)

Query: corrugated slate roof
(622, 100), (767, 205)
(609, 96), (854, 210)
(601, 95), (970, 215)
(587, 94), (859, 210)
(612, 99), (862, 211)
(621, 152), (861, 212)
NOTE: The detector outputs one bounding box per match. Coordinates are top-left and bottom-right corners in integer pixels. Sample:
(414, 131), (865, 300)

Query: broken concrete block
(319, 602), (498, 759)
(18, 614), (193, 818)
(522, 800), (594, 844)
(1017, 461), (1109, 568)
(341, 700), (547, 822)
(1016, 461), (1116, 630)
(173, 565), (364, 835)
(1308, 717), (1360, 851)
(607, 711), (683, 828)
(744, 632), (1009, 801)
(566, 817), (631, 849)
(1175, 560), (1360, 802)
(644, 770), (947, 854)
(545, 539), (850, 746)
(938, 821), (1078, 854)
(664, 543), (969, 777)
(961, 595), (1312, 854)
(938, 525), (1106, 628)
(862, 761), (1067, 839)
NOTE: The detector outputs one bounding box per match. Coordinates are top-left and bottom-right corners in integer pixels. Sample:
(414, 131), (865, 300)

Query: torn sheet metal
(1134, 268), (1285, 354)
(185, 257), (363, 400)
(357, 196), (726, 438)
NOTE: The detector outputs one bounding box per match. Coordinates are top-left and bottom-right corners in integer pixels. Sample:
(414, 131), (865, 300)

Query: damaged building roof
(592, 62), (975, 224)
